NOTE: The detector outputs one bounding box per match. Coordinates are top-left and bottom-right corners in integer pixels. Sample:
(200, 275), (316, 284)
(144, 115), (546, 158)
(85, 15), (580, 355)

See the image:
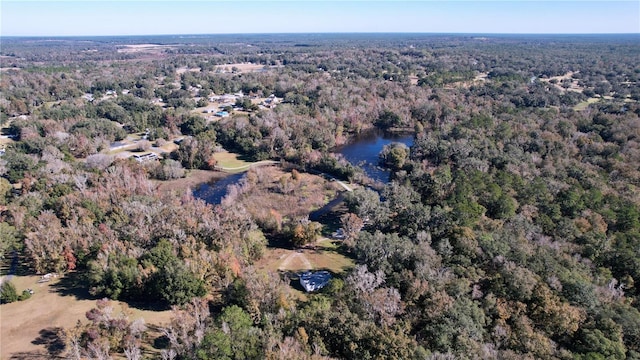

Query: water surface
(192, 172), (245, 205)
(333, 130), (414, 183)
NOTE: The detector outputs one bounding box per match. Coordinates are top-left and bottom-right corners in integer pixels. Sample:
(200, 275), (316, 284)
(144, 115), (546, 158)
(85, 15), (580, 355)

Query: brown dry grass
(0, 275), (172, 359)
(255, 240), (353, 274)
(234, 167), (340, 222)
(0, 137), (15, 146)
(235, 167), (354, 273)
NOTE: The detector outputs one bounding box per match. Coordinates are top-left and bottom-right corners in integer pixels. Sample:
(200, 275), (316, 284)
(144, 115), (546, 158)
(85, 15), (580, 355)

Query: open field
(0, 275), (172, 359)
(444, 72), (488, 89)
(256, 238), (354, 274)
(157, 141), (178, 153)
(212, 151), (251, 169)
(231, 166), (342, 221)
(573, 96), (601, 111)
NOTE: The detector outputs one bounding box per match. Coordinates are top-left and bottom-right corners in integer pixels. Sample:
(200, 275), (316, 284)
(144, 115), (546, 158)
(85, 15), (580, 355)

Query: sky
(1, 1), (639, 36)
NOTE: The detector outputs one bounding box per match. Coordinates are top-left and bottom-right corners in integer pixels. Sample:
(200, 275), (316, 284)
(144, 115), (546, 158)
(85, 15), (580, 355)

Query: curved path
(215, 160), (279, 172)
(333, 179), (353, 192)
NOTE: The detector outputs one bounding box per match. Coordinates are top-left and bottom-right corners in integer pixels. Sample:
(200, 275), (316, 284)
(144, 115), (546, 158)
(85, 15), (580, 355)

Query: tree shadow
(48, 271), (94, 301)
(0, 251), (32, 277)
(9, 351), (53, 360)
(121, 298), (171, 312)
(49, 272), (172, 312)
(30, 327), (65, 358)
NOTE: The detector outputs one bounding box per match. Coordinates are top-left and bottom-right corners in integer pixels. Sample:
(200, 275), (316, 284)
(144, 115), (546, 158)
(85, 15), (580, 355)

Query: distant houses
(261, 94), (280, 108)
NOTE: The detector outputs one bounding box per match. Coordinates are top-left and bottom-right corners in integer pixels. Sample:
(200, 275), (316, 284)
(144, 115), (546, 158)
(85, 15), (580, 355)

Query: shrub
(0, 281), (19, 304)
(18, 289), (32, 301)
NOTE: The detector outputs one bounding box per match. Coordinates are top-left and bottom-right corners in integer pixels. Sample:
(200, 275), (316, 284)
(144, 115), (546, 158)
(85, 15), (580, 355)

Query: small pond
(192, 172), (245, 205)
(333, 130), (414, 183)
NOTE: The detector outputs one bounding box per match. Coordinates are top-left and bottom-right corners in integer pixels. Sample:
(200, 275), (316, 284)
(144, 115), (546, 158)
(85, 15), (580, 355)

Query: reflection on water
(333, 130), (413, 183)
(192, 172), (245, 205)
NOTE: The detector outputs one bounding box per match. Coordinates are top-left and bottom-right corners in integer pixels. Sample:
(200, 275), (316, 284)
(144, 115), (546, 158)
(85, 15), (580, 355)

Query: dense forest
(1, 33), (640, 359)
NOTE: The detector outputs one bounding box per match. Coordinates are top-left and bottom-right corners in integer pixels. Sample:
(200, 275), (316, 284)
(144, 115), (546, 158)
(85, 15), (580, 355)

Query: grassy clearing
(213, 151), (251, 169)
(0, 275), (172, 358)
(256, 241), (354, 275)
(158, 141), (178, 153)
(305, 248), (354, 273)
(574, 97), (600, 111)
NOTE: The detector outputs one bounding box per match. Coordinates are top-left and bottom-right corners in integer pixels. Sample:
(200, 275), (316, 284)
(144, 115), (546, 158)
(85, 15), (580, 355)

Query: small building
(132, 152), (159, 163)
(299, 271), (332, 292)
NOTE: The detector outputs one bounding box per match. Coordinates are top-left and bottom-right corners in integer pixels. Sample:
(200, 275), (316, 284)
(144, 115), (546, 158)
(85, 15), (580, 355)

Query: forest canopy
(0, 33), (639, 359)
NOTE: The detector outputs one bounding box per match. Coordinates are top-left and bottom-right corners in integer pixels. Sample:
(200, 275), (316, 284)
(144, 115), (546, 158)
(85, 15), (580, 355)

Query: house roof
(299, 271), (332, 292)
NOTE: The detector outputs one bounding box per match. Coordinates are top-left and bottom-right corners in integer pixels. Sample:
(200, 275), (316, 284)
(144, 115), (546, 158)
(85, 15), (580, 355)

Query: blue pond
(192, 172), (245, 205)
(333, 130), (414, 184)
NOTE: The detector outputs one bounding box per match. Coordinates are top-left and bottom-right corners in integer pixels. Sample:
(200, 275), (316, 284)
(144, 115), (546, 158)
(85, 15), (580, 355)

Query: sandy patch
(278, 252), (313, 271)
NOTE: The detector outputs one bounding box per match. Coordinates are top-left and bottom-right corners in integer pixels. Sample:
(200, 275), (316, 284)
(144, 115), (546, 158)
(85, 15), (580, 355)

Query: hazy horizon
(2, 32), (640, 39)
(2, 1), (639, 37)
